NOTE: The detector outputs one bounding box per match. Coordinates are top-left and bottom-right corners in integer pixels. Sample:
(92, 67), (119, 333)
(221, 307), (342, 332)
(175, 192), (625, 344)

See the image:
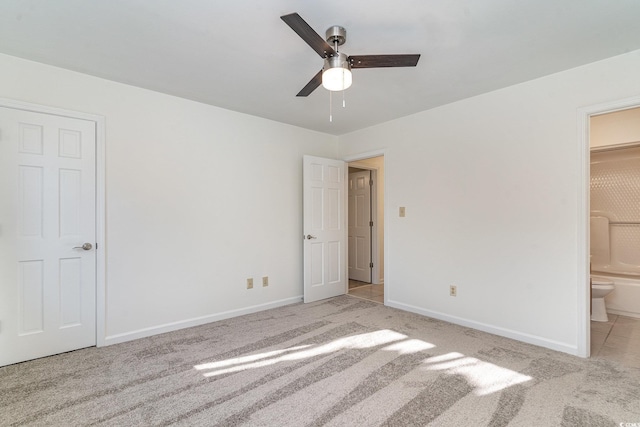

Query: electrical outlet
(450, 285), (457, 297)
(247, 278), (253, 289)
(262, 276), (269, 287)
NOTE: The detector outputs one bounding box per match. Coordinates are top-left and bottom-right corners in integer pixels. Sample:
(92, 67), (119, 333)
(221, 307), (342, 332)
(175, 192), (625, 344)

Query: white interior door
(348, 170), (372, 282)
(0, 107), (96, 367)
(303, 155), (347, 303)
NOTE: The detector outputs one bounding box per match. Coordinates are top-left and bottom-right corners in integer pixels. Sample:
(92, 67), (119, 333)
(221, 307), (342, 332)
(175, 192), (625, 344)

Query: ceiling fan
(281, 13), (421, 96)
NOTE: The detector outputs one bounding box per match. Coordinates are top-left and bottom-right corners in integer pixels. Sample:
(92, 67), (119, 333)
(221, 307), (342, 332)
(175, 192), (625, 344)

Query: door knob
(73, 243), (93, 250)
(306, 235), (317, 240)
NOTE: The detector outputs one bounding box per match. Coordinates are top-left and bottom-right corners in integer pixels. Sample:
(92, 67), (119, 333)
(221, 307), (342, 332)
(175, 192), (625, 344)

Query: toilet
(591, 276), (615, 322)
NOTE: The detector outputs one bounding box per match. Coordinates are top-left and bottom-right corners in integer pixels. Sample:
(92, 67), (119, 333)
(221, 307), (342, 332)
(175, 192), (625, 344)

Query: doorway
(579, 97), (640, 358)
(588, 106), (640, 364)
(346, 155), (384, 304)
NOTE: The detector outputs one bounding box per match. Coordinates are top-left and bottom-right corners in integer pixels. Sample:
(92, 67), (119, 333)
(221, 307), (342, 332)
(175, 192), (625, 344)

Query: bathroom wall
(591, 107), (640, 148)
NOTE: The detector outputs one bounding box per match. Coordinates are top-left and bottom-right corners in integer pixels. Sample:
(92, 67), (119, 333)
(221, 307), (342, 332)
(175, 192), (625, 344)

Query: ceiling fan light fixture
(322, 68), (352, 91)
(322, 53), (352, 91)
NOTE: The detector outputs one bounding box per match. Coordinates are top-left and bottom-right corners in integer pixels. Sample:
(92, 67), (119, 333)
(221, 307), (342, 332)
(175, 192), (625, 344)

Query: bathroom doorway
(586, 104), (640, 364)
(347, 155), (384, 304)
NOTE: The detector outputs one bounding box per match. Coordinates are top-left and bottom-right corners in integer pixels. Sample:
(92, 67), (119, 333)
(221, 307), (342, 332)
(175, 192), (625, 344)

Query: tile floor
(348, 280), (384, 304)
(591, 314), (640, 368)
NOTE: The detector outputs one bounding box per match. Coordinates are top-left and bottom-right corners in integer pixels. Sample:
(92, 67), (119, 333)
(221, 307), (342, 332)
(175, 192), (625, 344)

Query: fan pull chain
(341, 41), (347, 108)
(329, 90), (333, 122)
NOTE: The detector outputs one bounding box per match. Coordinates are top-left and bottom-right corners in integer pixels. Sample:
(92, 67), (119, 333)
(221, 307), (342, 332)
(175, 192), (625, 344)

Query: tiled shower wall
(591, 146), (640, 273)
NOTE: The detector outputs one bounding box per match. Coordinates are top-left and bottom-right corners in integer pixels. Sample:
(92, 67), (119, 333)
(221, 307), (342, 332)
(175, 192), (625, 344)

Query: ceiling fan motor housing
(324, 52), (350, 71)
(325, 25), (347, 49)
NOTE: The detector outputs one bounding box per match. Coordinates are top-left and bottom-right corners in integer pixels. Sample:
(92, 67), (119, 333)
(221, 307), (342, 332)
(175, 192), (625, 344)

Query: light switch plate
(399, 207), (406, 217)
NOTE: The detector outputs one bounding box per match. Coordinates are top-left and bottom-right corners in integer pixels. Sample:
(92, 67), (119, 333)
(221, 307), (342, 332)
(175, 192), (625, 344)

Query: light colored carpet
(2, 296), (639, 426)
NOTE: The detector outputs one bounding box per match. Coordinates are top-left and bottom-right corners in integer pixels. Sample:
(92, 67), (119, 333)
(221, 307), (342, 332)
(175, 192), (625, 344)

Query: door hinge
(369, 220), (373, 227)
(96, 243), (98, 250)
(370, 262), (374, 268)
(369, 179), (373, 186)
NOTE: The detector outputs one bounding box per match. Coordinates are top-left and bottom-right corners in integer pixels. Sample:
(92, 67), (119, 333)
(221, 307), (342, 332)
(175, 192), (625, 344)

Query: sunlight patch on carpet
(198, 329), (407, 377)
(382, 338), (435, 354)
(193, 345), (312, 371)
(424, 352), (532, 396)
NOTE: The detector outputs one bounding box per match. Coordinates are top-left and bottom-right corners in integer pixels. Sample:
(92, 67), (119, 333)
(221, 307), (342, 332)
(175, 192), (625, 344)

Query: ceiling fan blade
(281, 13), (336, 58)
(296, 70), (323, 97)
(349, 54), (421, 68)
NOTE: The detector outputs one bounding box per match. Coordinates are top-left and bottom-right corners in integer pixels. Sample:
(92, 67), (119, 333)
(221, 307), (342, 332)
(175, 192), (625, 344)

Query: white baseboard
(386, 299), (579, 356)
(607, 308), (640, 319)
(102, 296), (303, 347)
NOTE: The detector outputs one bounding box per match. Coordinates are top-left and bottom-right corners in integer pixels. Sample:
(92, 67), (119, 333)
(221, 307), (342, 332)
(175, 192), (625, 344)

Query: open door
(303, 155), (347, 303)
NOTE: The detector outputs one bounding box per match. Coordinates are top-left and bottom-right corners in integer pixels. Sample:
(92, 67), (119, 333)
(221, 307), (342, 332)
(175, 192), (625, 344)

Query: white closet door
(0, 107), (96, 367)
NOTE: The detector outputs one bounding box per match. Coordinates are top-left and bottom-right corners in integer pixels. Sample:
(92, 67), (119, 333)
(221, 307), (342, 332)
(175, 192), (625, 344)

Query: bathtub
(592, 270), (640, 319)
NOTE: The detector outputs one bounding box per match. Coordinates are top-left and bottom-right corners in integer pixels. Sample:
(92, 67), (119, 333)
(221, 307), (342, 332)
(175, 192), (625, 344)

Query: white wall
(0, 53), (338, 344)
(338, 50), (640, 355)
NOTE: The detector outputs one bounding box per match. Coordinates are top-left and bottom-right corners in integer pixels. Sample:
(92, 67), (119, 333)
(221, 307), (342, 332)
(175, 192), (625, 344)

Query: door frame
(577, 95), (640, 357)
(343, 150), (386, 297)
(0, 97), (107, 347)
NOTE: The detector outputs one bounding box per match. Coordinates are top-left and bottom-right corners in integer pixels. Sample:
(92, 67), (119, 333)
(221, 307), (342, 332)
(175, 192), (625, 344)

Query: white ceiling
(2, 1), (640, 135)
